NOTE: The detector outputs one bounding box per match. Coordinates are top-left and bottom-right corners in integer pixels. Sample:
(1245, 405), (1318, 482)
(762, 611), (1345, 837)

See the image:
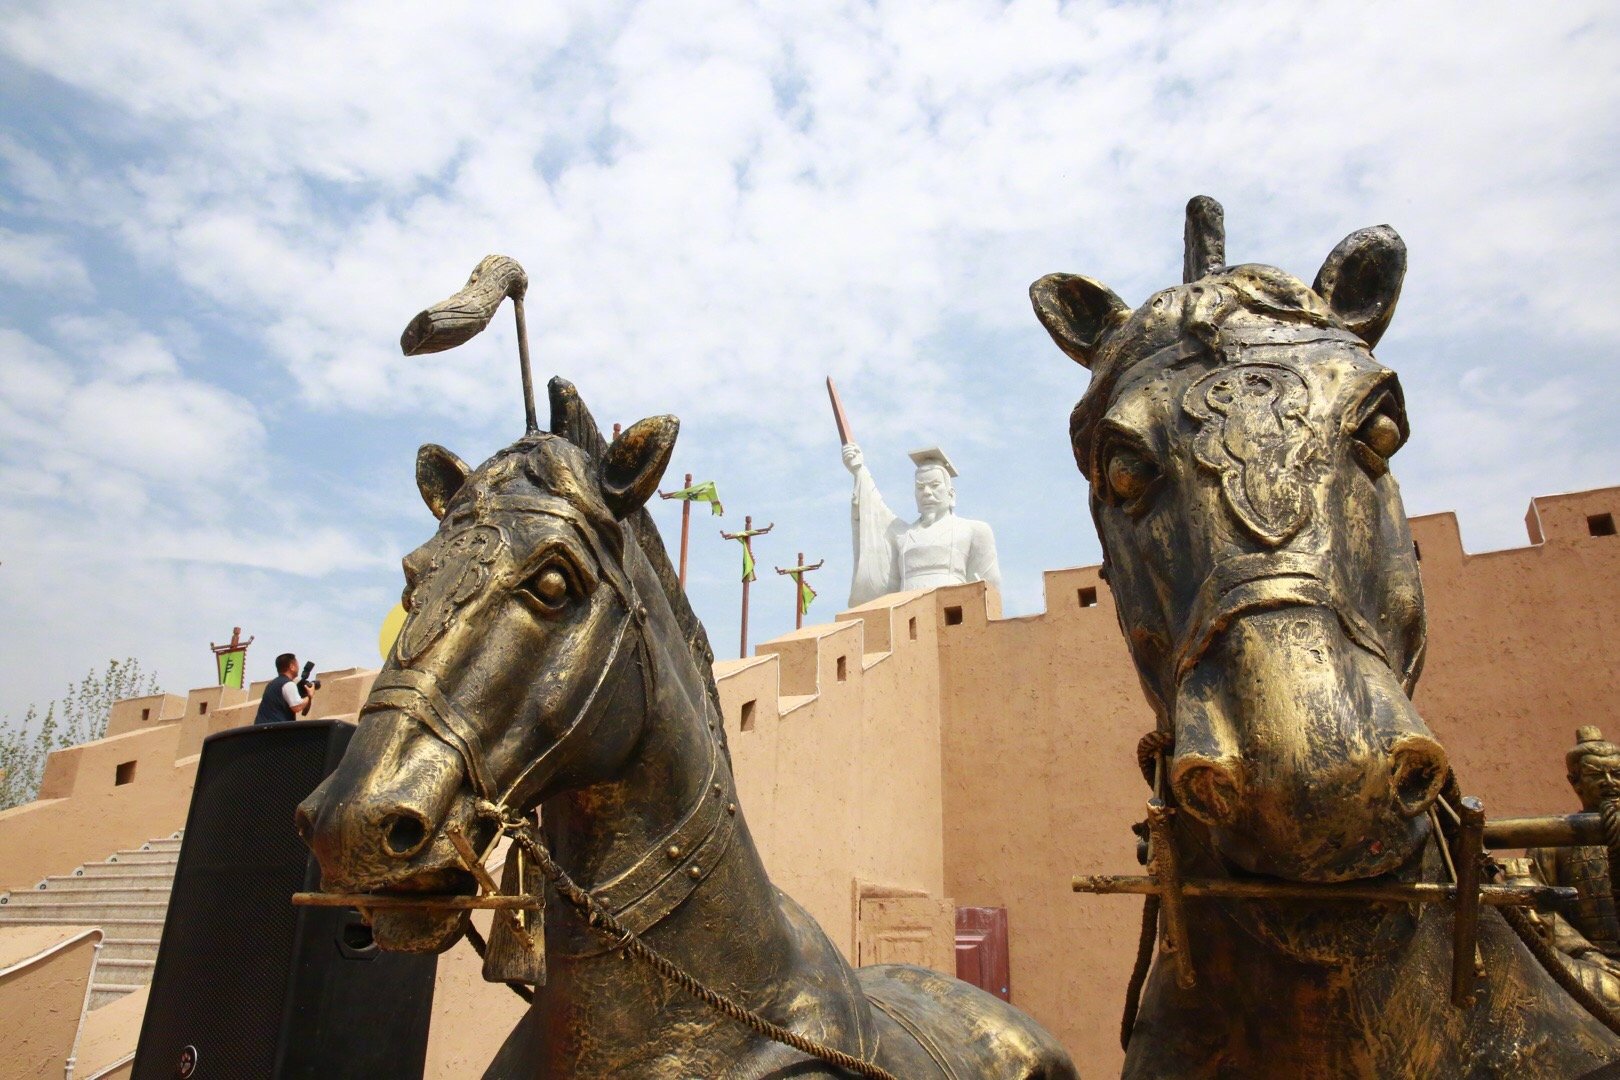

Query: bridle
(342, 488), (895, 1078)
(359, 491), (746, 944)
(1094, 329), (1425, 716)
(1171, 549), (1419, 693)
(362, 493), (655, 821)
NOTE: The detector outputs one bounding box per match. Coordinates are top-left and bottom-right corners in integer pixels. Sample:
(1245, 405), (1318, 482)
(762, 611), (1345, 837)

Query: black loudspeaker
(133, 720), (438, 1079)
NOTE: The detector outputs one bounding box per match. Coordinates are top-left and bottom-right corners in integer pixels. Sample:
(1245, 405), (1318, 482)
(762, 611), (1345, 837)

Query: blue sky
(2, 1), (1617, 723)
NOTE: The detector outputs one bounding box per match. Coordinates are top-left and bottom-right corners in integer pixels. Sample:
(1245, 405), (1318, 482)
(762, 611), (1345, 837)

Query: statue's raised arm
(845, 441), (902, 605)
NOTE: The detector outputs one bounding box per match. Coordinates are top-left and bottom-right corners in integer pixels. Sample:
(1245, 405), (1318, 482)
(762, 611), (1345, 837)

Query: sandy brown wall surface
(938, 570), (1153, 1074)
(0, 672), (371, 893)
(4, 488), (1615, 1077)
(0, 725), (196, 892)
(939, 486), (1620, 1075)
(1413, 489), (1620, 814)
(0, 926), (100, 1080)
(720, 589), (949, 959)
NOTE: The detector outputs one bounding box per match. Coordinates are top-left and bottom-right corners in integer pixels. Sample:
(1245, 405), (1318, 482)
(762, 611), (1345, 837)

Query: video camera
(298, 661), (323, 696)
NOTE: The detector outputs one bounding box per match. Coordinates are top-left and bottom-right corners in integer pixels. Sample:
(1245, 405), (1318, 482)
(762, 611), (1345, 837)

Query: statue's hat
(908, 446), (958, 478)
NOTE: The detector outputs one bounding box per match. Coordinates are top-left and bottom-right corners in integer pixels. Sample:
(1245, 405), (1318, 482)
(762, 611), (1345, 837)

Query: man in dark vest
(254, 652), (313, 725)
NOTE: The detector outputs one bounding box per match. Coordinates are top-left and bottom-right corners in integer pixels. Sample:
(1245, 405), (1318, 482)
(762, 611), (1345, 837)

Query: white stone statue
(841, 443), (1001, 606)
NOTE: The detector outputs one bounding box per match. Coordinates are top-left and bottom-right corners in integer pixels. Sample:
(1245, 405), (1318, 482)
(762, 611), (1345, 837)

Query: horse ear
(417, 444), (470, 520)
(1313, 226), (1406, 348)
(599, 416), (679, 520)
(1030, 273), (1131, 369)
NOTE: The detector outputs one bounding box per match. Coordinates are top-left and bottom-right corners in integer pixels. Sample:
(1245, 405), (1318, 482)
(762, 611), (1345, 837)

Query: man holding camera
(253, 652), (314, 725)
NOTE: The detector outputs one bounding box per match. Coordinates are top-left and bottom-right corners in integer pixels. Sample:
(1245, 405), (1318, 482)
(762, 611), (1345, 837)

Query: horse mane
(546, 377), (727, 743)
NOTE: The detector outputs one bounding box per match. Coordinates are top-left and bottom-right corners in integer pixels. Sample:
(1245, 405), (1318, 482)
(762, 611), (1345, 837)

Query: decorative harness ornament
(1182, 360), (1322, 548)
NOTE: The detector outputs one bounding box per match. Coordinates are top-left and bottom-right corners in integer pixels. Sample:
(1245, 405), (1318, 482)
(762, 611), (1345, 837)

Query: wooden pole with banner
(721, 516), (774, 658)
(775, 552), (825, 630)
(677, 473), (693, 586)
(209, 627), (254, 688)
(660, 474), (724, 589)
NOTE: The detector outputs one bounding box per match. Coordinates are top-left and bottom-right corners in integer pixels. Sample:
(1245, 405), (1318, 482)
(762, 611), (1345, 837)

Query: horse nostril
(1390, 737), (1448, 817)
(293, 803), (317, 848)
(380, 810), (431, 858)
(1172, 759), (1241, 826)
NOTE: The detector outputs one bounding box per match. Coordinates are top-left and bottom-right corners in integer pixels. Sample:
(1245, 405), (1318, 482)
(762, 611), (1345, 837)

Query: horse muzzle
(296, 703), (488, 950)
(1169, 604), (1446, 883)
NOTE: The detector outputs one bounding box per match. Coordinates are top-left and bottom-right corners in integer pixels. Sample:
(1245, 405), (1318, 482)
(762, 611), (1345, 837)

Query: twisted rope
(499, 821), (898, 1080)
(1136, 729), (1175, 787)
(1120, 894), (1160, 1050)
(1500, 905), (1620, 1038)
(1121, 729), (1176, 1049)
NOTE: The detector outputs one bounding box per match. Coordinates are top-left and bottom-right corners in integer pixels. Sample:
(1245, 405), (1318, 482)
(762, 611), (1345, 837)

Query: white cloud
(0, 227), (91, 293)
(0, 0), (1616, 714)
(0, 324), (265, 494)
(0, 317), (398, 717)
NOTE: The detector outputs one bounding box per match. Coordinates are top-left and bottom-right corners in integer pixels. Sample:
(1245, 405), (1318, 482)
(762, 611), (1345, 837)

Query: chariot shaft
(293, 891), (543, 910)
(1483, 811), (1605, 849)
(1072, 874), (1574, 912)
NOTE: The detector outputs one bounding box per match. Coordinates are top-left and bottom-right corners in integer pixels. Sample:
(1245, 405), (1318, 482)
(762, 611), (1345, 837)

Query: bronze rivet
(727, 802), (736, 814)
(667, 845), (682, 860)
(688, 865), (702, 880)
(712, 783), (722, 796)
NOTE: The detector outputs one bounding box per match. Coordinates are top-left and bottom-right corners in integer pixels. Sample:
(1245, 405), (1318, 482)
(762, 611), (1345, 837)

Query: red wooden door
(955, 906), (1011, 1002)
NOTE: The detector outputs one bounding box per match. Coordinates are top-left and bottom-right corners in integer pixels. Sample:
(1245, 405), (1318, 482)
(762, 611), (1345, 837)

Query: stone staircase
(0, 831), (181, 1009)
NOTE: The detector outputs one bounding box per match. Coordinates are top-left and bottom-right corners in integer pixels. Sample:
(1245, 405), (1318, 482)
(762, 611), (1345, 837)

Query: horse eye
(1352, 397), (1407, 478)
(1105, 447), (1159, 505)
(1357, 411), (1403, 458)
(520, 564), (573, 614)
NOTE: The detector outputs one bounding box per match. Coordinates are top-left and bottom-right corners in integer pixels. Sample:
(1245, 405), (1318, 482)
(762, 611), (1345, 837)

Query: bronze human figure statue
(1033, 197), (1620, 1076)
(1523, 727), (1620, 1006)
(296, 369), (1078, 1077)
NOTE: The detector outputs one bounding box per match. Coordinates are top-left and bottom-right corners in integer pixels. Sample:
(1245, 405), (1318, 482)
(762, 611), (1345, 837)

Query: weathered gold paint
(297, 372), (1078, 1078)
(1033, 197), (1620, 1076)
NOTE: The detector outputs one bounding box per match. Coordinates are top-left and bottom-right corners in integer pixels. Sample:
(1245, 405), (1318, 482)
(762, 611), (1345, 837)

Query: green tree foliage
(0, 659), (159, 810)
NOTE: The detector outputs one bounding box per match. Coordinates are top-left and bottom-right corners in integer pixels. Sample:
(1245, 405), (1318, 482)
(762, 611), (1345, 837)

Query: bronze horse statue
(1032, 197), (1620, 1077)
(297, 375), (1078, 1078)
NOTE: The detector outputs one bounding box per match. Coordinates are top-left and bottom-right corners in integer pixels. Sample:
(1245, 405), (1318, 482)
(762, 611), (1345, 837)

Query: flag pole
(774, 552), (825, 630)
(678, 472), (692, 587)
(721, 515), (774, 658)
(794, 551), (804, 630)
(661, 472), (717, 590)
(740, 522), (752, 657)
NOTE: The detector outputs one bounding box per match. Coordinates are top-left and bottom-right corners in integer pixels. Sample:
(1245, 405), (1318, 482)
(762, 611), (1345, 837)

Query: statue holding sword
(826, 378), (1002, 607)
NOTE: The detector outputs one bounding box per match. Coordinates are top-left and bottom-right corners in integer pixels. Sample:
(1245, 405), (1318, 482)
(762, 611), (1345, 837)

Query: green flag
(740, 541), (756, 583)
(798, 576), (817, 616)
(663, 479), (724, 516)
(216, 649), (245, 688)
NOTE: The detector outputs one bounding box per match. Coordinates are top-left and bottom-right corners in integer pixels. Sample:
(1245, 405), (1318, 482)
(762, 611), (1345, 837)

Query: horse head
(297, 415), (678, 952)
(1033, 198), (1445, 899)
